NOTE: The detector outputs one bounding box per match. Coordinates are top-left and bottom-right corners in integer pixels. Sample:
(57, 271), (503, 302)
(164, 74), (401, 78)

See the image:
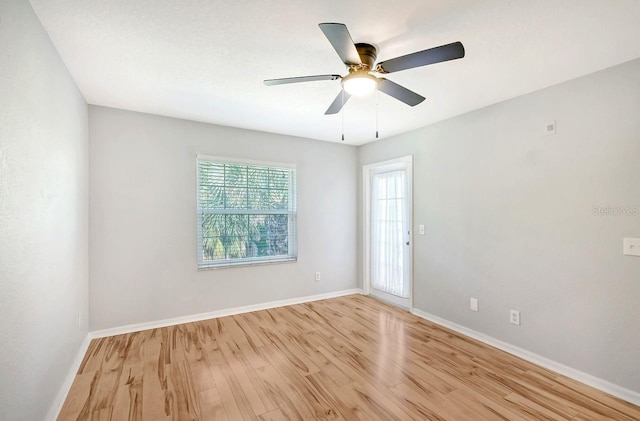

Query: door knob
(405, 241), (410, 246)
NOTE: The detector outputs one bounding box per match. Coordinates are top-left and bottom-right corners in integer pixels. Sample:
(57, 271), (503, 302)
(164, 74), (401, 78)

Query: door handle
(405, 241), (410, 246)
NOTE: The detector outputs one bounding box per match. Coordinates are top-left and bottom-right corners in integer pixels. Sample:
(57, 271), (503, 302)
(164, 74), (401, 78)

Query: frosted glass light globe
(342, 72), (377, 97)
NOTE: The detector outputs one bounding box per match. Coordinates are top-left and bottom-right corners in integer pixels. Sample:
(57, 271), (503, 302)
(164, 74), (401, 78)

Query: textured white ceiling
(29, 0), (640, 145)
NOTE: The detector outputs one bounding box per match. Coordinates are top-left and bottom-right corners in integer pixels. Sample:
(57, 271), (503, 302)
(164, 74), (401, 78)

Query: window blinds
(197, 157), (297, 268)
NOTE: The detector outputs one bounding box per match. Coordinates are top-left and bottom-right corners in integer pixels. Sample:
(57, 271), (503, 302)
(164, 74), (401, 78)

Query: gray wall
(359, 58), (640, 392)
(89, 106), (358, 330)
(0, 1), (89, 420)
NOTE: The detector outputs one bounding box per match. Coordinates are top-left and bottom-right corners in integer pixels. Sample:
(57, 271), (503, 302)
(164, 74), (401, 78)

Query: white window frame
(196, 154), (297, 269)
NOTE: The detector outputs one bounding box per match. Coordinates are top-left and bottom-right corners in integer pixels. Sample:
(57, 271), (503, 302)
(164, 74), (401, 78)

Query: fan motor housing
(355, 43), (378, 69)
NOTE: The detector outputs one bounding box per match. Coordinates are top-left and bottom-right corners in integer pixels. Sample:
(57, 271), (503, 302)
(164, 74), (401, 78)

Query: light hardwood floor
(58, 295), (640, 420)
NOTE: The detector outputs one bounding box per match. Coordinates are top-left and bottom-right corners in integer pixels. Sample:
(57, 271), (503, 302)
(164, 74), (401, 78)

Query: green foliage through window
(197, 159), (297, 267)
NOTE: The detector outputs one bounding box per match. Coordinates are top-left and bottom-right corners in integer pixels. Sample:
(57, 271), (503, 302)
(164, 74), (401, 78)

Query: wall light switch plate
(470, 298), (479, 312)
(623, 238), (640, 256)
(419, 225), (425, 235)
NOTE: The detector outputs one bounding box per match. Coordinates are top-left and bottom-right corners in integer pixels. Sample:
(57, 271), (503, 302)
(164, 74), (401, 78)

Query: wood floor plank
(551, 375), (640, 420)
(388, 381), (449, 420)
(166, 361), (200, 420)
(303, 371), (358, 420)
(254, 363), (317, 420)
(78, 339), (107, 375)
(58, 295), (640, 420)
(220, 341), (279, 414)
(504, 392), (572, 421)
(110, 363), (143, 421)
(198, 388), (229, 420)
(210, 362), (257, 420)
(445, 387), (531, 421)
(90, 407), (113, 421)
(218, 342), (269, 416)
(87, 370), (121, 413)
(257, 408), (287, 421)
(257, 343), (339, 419)
(57, 371), (96, 420)
(335, 380), (409, 421)
(187, 358), (216, 393)
(141, 338), (171, 420)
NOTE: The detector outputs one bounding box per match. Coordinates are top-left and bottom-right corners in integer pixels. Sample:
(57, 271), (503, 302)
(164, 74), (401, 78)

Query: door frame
(362, 155), (413, 311)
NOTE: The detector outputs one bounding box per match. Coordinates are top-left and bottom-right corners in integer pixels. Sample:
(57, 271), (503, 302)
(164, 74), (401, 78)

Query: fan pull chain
(375, 86), (379, 139)
(341, 89), (345, 141)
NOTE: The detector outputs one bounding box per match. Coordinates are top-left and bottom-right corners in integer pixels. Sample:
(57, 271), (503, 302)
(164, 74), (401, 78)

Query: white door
(364, 156), (412, 309)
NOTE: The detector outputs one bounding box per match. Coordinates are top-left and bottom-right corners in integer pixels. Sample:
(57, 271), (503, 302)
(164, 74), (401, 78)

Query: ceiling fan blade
(377, 78), (425, 106)
(377, 41), (465, 73)
(325, 90), (351, 115)
(264, 74), (341, 86)
(318, 23), (362, 66)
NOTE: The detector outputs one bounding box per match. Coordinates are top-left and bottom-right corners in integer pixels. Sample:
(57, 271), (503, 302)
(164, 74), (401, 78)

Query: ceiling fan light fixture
(264, 23), (465, 117)
(342, 71), (377, 97)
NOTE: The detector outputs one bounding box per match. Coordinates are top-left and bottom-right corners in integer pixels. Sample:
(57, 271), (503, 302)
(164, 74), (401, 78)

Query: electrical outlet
(510, 310), (521, 325)
(470, 298), (479, 312)
(315, 272), (321, 281)
(77, 312), (81, 327)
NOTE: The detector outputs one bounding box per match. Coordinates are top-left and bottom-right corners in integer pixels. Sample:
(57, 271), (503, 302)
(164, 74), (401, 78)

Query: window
(197, 156), (297, 268)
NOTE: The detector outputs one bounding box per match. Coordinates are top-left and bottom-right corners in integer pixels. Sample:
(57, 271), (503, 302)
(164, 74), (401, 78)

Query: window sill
(197, 257), (297, 270)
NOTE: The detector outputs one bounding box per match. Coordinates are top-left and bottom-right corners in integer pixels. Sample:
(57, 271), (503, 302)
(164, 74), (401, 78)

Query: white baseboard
(90, 288), (364, 339)
(46, 333), (92, 421)
(410, 308), (640, 407)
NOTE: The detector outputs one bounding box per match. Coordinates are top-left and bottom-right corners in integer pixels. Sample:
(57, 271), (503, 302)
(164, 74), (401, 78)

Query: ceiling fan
(264, 23), (465, 115)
